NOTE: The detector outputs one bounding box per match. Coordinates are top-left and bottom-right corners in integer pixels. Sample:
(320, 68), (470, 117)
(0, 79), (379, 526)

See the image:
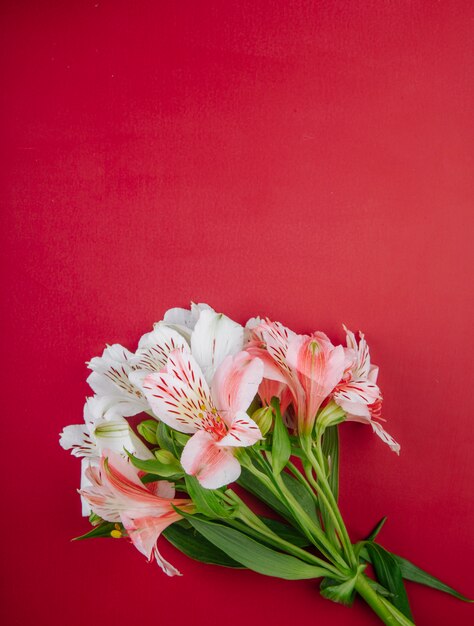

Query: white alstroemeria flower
(59, 396), (153, 515)
(129, 308), (245, 390)
(86, 344), (149, 417)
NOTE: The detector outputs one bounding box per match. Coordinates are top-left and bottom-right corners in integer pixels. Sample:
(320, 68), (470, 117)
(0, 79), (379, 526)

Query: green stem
(242, 449), (349, 572)
(270, 463), (350, 572)
(302, 437), (357, 568)
(225, 491), (341, 578)
(355, 575), (415, 626)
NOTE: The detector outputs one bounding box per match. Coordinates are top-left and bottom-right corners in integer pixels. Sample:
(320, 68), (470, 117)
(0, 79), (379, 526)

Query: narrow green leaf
(180, 511), (329, 580)
(321, 425), (339, 500)
(260, 517), (310, 547)
(140, 472), (183, 483)
(364, 576), (393, 598)
(366, 516), (388, 542)
(238, 466), (320, 528)
(162, 522), (243, 568)
(281, 471), (320, 526)
(72, 522), (116, 541)
(127, 451), (184, 478)
(391, 553), (473, 603)
(270, 397), (291, 475)
(238, 467), (292, 520)
(365, 543), (413, 620)
(184, 475), (232, 518)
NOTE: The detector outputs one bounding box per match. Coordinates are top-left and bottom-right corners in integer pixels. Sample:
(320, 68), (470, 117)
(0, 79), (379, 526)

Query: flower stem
(225, 490), (341, 578)
(301, 436), (358, 569)
(354, 574), (415, 625)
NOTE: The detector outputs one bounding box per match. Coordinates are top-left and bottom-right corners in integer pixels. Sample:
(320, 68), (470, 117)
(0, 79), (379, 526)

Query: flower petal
(92, 418), (153, 459)
(131, 326), (190, 373)
(333, 379), (380, 407)
(181, 430), (241, 489)
(59, 424), (97, 458)
(191, 310), (244, 384)
(162, 302), (214, 341)
(287, 333), (346, 423)
(142, 350), (213, 434)
(211, 351), (263, 416)
(217, 411), (262, 447)
(121, 512), (182, 576)
(87, 344), (148, 417)
(371, 421), (401, 455)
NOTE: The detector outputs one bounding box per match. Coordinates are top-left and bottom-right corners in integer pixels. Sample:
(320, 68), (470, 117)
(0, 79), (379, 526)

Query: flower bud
(154, 449), (182, 473)
(251, 406), (274, 436)
(137, 419), (159, 445)
(316, 401), (346, 435)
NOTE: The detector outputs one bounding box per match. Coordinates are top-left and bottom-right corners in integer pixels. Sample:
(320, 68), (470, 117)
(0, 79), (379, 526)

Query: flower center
(201, 412), (228, 440)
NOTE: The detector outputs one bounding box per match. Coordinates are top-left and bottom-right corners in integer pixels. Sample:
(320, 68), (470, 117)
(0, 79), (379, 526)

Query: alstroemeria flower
(141, 349), (264, 489)
(81, 453), (194, 576)
(333, 327), (400, 454)
(59, 396), (153, 514)
(247, 319), (345, 435)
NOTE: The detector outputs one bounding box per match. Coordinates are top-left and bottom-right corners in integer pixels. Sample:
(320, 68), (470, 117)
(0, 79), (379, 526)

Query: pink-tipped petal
(122, 512), (182, 576)
(181, 430), (241, 489)
(211, 351), (264, 416)
(217, 411), (262, 447)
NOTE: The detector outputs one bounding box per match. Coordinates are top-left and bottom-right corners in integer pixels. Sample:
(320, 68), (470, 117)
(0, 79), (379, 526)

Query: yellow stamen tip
(110, 530), (122, 539)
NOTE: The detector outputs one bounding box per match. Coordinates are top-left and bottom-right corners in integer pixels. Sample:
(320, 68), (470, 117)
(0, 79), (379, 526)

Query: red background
(1, 1), (473, 624)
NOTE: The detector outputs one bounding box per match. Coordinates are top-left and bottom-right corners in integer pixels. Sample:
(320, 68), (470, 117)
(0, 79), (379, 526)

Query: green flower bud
(154, 449), (182, 473)
(137, 419), (159, 445)
(316, 401), (346, 435)
(251, 406), (274, 437)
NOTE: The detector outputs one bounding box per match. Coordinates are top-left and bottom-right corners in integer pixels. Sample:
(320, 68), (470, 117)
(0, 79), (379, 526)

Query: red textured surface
(1, 2), (473, 625)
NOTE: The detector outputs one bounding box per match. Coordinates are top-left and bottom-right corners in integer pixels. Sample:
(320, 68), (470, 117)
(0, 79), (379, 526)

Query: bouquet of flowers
(60, 303), (470, 624)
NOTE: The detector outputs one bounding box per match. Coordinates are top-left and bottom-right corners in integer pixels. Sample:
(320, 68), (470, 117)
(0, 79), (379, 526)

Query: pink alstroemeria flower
(141, 349), (264, 489)
(247, 320), (345, 436)
(333, 327), (400, 454)
(81, 452), (194, 576)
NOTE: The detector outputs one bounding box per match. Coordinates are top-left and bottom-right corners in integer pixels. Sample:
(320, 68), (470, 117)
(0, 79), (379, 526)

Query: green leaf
(156, 421), (177, 453)
(162, 521), (244, 568)
(137, 419), (159, 445)
(365, 543), (413, 620)
(184, 475), (232, 518)
(127, 451), (184, 478)
(180, 511), (329, 580)
(238, 466), (320, 528)
(260, 517), (310, 547)
(366, 516), (388, 542)
(321, 565), (365, 606)
(72, 522), (116, 541)
(391, 553), (473, 603)
(363, 576), (393, 598)
(270, 398), (291, 475)
(238, 467), (293, 521)
(281, 471), (320, 526)
(321, 425), (339, 500)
